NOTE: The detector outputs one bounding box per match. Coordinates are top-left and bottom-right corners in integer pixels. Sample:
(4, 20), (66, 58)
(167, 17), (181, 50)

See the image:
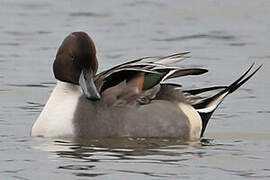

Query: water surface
(0, 0), (270, 179)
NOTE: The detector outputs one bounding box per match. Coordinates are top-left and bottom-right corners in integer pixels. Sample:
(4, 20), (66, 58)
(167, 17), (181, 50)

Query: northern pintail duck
(31, 32), (261, 140)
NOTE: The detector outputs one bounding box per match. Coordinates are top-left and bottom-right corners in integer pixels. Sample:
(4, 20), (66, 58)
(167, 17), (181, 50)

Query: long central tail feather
(226, 64), (262, 94)
(189, 63), (262, 137)
(183, 86), (227, 95)
(194, 63), (262, 111)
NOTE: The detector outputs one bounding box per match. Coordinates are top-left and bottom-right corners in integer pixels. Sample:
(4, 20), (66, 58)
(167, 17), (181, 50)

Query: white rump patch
(178, 103), (202, 140)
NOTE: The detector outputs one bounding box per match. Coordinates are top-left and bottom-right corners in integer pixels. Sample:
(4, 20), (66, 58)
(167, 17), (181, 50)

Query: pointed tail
(186, 63), (262, 137)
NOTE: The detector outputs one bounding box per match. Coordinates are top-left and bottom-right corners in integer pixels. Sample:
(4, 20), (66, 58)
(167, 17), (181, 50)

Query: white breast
(31, 81), (82, 138)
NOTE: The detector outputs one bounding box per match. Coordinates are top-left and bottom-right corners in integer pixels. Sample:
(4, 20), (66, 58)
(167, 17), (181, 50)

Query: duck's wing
(95, 52), (190, 80)
(95, 52), (207, 96)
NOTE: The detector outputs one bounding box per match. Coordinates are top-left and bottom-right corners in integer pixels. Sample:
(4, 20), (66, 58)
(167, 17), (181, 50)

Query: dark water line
(153, 33), (237, 42)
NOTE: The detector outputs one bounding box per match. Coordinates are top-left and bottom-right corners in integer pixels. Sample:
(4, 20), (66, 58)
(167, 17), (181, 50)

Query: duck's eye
(71, 55), (75, 61)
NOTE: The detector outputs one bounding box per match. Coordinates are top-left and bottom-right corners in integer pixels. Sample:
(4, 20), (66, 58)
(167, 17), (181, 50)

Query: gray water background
(0, 0), (270, 179)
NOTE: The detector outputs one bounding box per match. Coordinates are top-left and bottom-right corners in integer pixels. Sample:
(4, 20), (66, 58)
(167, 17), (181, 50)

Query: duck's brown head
(53, 32), (100, 100)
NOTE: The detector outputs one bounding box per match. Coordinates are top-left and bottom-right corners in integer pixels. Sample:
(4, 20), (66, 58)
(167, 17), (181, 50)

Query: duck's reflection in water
(33, 137), (220, 178)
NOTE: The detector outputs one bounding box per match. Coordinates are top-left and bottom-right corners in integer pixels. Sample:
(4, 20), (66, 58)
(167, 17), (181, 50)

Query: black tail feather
(194, 63), (262, 110)
(183, 86), (227, 95)
(191, 63), (262, 137)
(226, 63), (262, 94)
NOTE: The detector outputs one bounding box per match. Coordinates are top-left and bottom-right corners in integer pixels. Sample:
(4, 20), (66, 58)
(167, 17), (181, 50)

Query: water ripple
(69, 12), (110, 18)
(17, 101), (44, 113)
(0, 42), (20, 46)
(74, 172), (105, 178)
(20, 2), (51, 10)
(58, 165), (95, 170)
(228, 42), (247, 47)
(124, 1), (166, 7)
(117, 169), (176, 178)
(153, 32), (237, 42)
(257, 110), (270, 114)
(7, 82), (54, 88)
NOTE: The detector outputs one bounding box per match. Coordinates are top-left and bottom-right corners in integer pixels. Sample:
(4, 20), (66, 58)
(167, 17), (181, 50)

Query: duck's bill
(79, 68), (101, 100)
